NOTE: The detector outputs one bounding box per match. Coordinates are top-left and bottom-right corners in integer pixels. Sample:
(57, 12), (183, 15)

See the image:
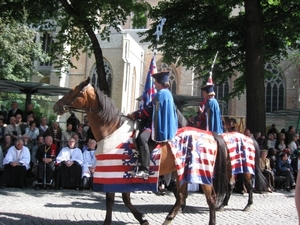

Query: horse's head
(53, 77), (96, 115)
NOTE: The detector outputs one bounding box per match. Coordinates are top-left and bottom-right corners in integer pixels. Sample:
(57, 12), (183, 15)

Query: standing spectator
(45, 122), (62, 153)
(6, 101), (23, 124)
(67, 112), (80, 132)
(56, 138), (83, 190)
(81, 139), (97, 189)
(4, 116), (22, 141)
(267, 124), (279, 135)
(2, 139), (30, 188)
(39, 117), (49, 137)
(35, 135), (57, 188)
(285, 126), (295, 146)
(267, 148), (278, 174)
(0, 105), (8, 122)
(85, 121), (95, 141)
(61, 123), (76, 149)
(22, 103), (36, 122)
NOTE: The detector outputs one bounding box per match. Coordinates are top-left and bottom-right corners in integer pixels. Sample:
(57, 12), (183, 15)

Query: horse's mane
(94, 87), (121, 125)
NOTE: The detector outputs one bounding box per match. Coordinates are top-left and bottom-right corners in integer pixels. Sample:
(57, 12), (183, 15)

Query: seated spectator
(277, 139), (287, 152)
(35, 136), (57, 189)
(2, 139), (30, 188)
(39, 117), (49, 137)
(23, 121), (39, 151)
(81, 139), (97, 189)
(259, 149), (275, 192)
(76, 124), (86, 147)
(15, 114), (27, 135)
(292, 149), (300, 181)
(4, 116), (22, 141)
(255, 132), (265, 150)
(0, 118), (6, 145)
(56, 138), (83, 190)
(267, 148), (278, 174)
(288, 134), (300, 158)
(30, 135), (44, 177)
(45, 122), (62, 153)
(277, 152), (296, 191)
(0, 145), (3, 180)
(1, 134), (14, 157)
(61, 123), (76, 149)
(266, 133), (276, 150)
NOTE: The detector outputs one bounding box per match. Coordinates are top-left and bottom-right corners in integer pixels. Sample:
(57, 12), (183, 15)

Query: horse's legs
(164, 180), (188, 222)
(202, 184), (217, 225)
(243, 174), (253, 212)
(217, 175), (235, 211)
(122, 192), (149, 225)
(104, 192), (115, 225)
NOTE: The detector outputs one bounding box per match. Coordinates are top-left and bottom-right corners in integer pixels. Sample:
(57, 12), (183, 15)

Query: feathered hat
(200, 73), (215, 95)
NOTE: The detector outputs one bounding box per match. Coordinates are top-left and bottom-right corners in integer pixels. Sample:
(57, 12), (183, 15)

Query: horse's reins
(60, 83), (101, 113)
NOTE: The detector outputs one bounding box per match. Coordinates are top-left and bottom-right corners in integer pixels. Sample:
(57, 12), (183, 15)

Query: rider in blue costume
(201, 84), (223, 134)
(128, 71), (178, 178)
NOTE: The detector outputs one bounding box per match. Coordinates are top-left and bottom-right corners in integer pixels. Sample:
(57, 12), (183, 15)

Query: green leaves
(0, 18), (49, 81)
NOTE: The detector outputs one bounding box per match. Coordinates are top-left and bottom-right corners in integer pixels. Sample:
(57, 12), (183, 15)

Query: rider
(128, 71), (178, 178)
(200, 80), (223, 134)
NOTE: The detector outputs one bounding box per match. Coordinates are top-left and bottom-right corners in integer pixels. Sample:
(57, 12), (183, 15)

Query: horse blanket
(221, 132), (256, 175)
(93, 122), (218, 192)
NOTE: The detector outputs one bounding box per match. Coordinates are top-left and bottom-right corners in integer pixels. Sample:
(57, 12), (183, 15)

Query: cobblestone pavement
(0, 187), (297, 225)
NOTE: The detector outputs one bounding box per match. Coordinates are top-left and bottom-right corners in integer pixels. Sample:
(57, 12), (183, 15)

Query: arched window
(215, 82), (229, 115)
(264, 63), (285, 112)
(157, 63), (177, 94)
(90, 60), (113, 95)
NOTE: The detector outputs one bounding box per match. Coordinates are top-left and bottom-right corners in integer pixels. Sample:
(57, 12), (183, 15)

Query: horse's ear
(82, 77), (90, 86)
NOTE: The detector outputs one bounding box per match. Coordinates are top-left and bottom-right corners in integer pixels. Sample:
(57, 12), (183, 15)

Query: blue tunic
(205, 97), (223, 134)
(133, 88), (178, 142)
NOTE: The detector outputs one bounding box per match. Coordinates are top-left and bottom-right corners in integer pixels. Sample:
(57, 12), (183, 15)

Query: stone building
(32, 1), (300, 134)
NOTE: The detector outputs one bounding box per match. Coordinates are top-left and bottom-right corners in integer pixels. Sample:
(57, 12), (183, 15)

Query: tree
(0, 18), (48, 81)
(141, 0), (300, 134)
(1, 0), (150, 95)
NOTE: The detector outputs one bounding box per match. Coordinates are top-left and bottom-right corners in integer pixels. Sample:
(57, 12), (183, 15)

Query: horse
(187, 117), (268, 212)
(53, 77), (228, 225)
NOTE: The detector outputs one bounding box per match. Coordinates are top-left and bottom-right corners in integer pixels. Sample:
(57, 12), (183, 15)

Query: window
(264, 63), (284, 112)
(157, 63), (177, 94)
(214, 82), (229, 115)
(40, 33), (53, 66)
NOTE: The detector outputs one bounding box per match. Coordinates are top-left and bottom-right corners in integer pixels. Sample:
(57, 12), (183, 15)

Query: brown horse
(53, 77), (228, 225)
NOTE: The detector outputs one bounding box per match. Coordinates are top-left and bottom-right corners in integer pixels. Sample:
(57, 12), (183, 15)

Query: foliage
(0, 18), (49, 81)
(141, 0), (300, 98)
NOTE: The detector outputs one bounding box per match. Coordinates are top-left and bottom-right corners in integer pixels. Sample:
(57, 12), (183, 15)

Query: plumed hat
(200, 74), (215, 94)
(152, 71), (170, 84)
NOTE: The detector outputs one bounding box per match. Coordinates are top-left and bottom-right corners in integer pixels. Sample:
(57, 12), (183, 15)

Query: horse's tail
(252, 138), (268, 192)
(212, 132), (228, 206)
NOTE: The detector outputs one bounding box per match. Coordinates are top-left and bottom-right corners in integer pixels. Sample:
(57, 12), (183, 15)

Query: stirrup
(131, 166), (149, 180)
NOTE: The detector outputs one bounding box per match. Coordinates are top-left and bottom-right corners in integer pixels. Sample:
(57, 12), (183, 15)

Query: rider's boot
(135, 145), (150, 179)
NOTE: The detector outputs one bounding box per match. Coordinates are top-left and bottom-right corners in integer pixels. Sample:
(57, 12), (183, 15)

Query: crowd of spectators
(0, 102), (96, 190)
(255, 124), (299, 192)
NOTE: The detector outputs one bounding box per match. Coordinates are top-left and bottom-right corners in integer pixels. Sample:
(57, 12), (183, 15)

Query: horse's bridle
(60, 83), (101, 113)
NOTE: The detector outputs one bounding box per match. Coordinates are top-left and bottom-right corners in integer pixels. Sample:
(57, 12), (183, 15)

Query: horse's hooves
(141, 220), (149, 225)
(216, 206), (225, 212)
(162, 219), (173, 225)
(243, 206), (251, 212)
